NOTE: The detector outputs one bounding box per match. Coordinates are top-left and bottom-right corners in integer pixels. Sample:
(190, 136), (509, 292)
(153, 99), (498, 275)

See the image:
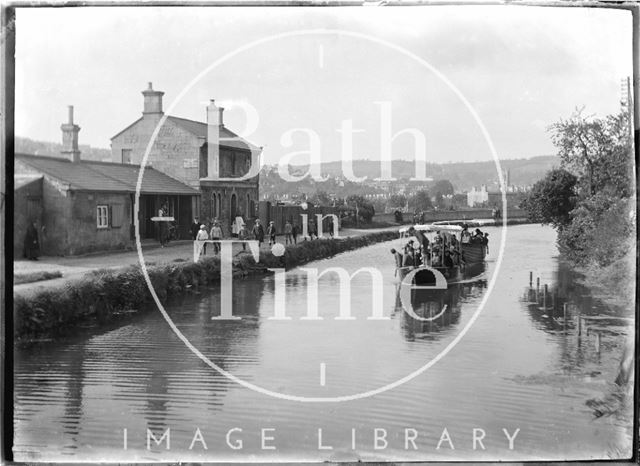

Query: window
(97, 205), (109, 229)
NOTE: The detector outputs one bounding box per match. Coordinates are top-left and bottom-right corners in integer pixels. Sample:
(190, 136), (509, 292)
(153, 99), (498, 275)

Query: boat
(395, 223), (487, 290)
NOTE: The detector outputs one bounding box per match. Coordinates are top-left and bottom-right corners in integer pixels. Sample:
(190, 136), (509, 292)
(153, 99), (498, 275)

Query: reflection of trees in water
(397, 263), (488, 342)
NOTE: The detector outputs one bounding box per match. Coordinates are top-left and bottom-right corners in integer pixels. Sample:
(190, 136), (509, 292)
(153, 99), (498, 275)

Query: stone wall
(111, 115), (203, 188)
(13, 178), (43, 258)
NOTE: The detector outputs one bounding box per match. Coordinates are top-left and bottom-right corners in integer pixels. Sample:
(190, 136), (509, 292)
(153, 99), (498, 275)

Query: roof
(111, 114), (261, 152)
(14, 175), (43, 190)
(167, 116), (261, 152)
(15, 153), (198, 195)
(399, 224), (463, 234)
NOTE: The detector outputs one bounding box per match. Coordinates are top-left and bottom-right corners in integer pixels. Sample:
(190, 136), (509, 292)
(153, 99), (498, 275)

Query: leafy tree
(308, 190), (332, 206)
(407, 190), (432, 212)
(548, 109), (633, 197)
(346, 195), (375, 223)
(430, 179), (455, 197)
(387, 194), (407, 209)
(521, 168), (577, 229)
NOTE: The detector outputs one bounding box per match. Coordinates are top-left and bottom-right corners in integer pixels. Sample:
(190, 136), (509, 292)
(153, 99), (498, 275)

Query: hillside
(262, 156), (559, 197)
(15, 137), (112, 162)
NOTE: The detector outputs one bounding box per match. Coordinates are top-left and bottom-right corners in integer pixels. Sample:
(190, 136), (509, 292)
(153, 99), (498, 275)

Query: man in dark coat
(24, 221), (40, 260)
(252, 219), (265, 246)
(190, 218), (201, 240)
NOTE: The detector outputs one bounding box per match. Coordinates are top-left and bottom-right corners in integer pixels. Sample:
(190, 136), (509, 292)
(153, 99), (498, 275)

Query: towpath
(13, 226), (401, 297)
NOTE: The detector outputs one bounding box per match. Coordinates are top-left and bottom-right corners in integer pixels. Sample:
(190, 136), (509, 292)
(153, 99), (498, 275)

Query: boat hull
(461, 243), (486, 264)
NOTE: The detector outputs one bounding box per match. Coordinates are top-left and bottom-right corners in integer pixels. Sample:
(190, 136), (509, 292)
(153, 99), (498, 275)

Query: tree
(548, 109), (633, 197)
(521, 168), (578, 229)
(430, 179), (454, 197)
(387, 194), (407, 209)
(407, 190), (432, 212)
(345, 195), (375, 223)
(308, 190), (332, 206)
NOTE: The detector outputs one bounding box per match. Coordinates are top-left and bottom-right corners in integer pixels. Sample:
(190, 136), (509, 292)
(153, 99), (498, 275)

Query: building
(111, 83), (261, 234)
(14, 107), (198, 256)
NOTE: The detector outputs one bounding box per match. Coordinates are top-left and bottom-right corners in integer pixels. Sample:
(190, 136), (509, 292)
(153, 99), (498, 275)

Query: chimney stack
(142, 82), (164, 115)
(61, 105), (81, 163)
(206, 99), (221, 179)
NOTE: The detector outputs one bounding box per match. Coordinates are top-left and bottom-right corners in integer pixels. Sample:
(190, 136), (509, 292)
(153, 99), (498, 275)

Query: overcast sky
(15, 5), (633, 165)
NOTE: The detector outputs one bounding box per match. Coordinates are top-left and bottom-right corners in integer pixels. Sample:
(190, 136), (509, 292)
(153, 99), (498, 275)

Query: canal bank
(14, 230), (399, 342)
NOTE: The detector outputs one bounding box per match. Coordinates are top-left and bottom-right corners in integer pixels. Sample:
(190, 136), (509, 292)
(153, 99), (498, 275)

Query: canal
(13, 224), (633, 461)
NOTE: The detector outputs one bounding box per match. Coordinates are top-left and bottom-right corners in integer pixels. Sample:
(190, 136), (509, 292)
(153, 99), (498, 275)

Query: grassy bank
(14, 270), (63, 285)
(14, 230), (399, 342)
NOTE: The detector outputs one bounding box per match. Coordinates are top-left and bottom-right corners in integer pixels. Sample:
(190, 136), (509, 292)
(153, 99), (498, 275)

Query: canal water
(13, 224), (634, 461)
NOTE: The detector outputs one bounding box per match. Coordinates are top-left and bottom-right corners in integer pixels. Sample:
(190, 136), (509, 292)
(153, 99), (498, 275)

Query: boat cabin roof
(399, 224), (463, 235)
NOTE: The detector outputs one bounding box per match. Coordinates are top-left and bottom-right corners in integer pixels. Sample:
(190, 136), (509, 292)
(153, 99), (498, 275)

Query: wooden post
(552, 289), (557, 316)
(529, 271), (533, 288)
(543, 284), (547, 310)
(595, 331), (601, 354)
(578, 314), (582, 337)
(563, 303), (567, 333)
(536, 277), (540, 303)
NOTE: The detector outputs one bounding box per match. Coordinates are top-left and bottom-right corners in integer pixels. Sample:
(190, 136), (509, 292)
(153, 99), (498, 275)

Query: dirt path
(13, 226), (401, 297)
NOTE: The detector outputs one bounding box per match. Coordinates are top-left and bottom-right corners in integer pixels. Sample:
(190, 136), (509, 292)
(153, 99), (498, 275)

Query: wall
(111, 115), (203, 188)
(13, 178), (43, 257)
(200, 182), (259, 236)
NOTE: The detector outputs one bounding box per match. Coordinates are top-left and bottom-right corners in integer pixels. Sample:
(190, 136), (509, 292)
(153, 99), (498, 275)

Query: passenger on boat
(461, 224), (472, 244)
(403, 247), (415, 267)
(484, 232), (490, 253)
(443, 249), (454, 268)
(390, 248), (403, 268)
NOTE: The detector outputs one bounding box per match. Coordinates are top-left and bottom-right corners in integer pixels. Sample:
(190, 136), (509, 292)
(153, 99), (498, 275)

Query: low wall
(14, 230), (398, 342)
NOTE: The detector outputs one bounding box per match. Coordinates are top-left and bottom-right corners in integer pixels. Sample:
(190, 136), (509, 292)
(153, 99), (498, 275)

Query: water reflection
(398, 263), (488, 341)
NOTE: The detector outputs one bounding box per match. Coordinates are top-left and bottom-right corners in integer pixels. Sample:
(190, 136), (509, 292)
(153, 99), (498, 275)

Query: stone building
(14, 107), (198, 256)
(110, 83), (261, 234)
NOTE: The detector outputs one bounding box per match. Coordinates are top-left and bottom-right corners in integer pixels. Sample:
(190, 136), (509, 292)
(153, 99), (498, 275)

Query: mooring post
(595, 331), (601, 354)
(529, 271), (533, 288)
(536, 277), (540, 303)
(563, 303), (567, 333)
(578, 314), (582, 337)
(543, 284), (547, 310)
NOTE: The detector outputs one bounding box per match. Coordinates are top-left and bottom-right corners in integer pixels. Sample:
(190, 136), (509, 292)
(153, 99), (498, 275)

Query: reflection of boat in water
(395, 267), (487, 340)
(396, 224), (487, 290)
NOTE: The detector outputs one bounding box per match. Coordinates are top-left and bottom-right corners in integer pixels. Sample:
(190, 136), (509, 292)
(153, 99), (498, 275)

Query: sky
(14, 5), (633, 165)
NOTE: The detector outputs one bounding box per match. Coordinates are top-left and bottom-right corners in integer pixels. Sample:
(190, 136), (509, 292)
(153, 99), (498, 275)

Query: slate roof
(110, 114), (261, 153)
(167, 116), (261, 152)
(15, 153), (198, 195)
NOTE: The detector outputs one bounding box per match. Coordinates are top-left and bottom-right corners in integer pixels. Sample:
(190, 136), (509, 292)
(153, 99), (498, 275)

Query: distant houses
(14, 83), (261, 257)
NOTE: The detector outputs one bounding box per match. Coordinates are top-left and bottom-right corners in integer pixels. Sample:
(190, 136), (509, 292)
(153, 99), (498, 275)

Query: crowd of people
(191, 216), (336, 258)
(392, 224), (489, 271)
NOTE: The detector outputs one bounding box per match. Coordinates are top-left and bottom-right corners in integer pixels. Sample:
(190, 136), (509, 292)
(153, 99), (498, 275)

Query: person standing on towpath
(252, 219), (265, 247)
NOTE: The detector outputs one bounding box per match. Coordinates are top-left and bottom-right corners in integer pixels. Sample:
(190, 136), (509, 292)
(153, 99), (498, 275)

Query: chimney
(61, 105), (81, 163)
(142, 82), (164, 115)
(206, 99), (221, 179)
